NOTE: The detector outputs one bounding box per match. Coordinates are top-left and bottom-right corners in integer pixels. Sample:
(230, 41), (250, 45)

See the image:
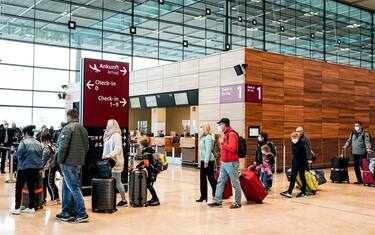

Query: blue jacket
(14, 137), (43, 170)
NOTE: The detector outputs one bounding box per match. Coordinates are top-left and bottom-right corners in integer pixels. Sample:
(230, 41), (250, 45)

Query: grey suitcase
(92, 178), (117, 213)
(129, 169), (147, 207)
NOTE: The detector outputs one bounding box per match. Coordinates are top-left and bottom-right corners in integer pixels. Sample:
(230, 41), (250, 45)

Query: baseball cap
(217, 118), (230, 126)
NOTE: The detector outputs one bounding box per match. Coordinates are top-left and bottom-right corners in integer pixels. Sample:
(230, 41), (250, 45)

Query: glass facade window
(0, 0), (374, 128)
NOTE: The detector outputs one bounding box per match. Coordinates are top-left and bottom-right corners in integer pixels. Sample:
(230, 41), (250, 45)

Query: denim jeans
(112, 172), (125, 194)
(260, 172), (269, 191)
(61, 164), (87, 218)
(213, 161), (241, 205)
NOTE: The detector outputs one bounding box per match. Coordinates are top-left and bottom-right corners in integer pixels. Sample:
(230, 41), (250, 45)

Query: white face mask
(354, 126), (360, 132)
(292, 138), (298, 144)
(258, 137), (263, 142)
(217, 126), (223, 133)
(261, 151), (266, 155)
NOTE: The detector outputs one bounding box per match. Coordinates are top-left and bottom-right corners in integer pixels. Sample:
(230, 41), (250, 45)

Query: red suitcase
(362, 159), (375, 186)
(214, 169), (232, 199)
(239, 170), (267, 203)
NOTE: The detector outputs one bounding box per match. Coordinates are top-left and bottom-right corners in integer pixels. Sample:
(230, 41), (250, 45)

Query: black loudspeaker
(234, 64), (243, 76)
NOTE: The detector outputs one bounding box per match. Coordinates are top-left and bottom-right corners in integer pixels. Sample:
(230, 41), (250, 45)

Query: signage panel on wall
(220, 84), (262, 103)
(81, 58), (129, 127)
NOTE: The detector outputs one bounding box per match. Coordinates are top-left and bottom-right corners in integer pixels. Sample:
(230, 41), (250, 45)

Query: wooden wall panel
(244, 48), (373, 169)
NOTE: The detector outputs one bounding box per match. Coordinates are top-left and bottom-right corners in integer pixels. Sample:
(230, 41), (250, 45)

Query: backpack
(267, 142), (277, 157)
(267, 153), (275, 167)
(228, 130), (247, 158)
(152, 153), (168, 173)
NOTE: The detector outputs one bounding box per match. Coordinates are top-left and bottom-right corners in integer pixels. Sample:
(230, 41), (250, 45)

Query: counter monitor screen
(145, 95), (157, 107)
(174, 92), (188, 105)
(130, 97), (141, 108)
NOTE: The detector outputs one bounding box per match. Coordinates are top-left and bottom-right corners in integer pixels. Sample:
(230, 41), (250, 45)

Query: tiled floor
(0, 166), (374, 235)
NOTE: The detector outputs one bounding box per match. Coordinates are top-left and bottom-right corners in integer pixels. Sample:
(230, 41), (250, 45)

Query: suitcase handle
(340, 148), (346, 158)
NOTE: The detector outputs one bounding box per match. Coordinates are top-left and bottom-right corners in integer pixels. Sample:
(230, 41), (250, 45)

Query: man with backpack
(208, 118), (242, 209)
(343, 121), (372, 184)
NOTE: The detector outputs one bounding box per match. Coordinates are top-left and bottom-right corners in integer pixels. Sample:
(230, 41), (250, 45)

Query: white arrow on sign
(86, 80), (94, 90)
(120, 67), (127, 76)
(120, 98), (127, 107)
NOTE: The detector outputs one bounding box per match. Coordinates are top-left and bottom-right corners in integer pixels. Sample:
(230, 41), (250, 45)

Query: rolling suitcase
(330, 149), (350, 183)
(21, 171), (44, 209)
(92, 178), (117, 213)
(362, 158), (375, 186)
(239, 170), (267, 203)
(311, 169), (327, 185)
(214, 168), (232, 199)
(296, 171), (318, 194)
(129, 169), (147, 207)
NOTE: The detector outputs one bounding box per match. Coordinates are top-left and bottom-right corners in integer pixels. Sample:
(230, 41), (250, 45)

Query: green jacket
(56, 121), (89, 166)
(199, 134), (214, 163)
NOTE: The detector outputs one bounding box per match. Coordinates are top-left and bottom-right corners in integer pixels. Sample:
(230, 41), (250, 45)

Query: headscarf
(103, 119), (122, 142)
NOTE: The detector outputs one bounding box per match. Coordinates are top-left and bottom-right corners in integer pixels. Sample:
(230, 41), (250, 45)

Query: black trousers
(43, 165), (60, 201)
(147, 175), (158, 201)
(353, 154), (365, 183)
(0, 148), (8, 173)
(288, 167), (306, 194)
(15, 169), (39, 209)
(199, 161), (217, 199)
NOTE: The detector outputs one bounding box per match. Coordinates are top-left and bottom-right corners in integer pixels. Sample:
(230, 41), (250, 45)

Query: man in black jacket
(0, 121), (15, 173)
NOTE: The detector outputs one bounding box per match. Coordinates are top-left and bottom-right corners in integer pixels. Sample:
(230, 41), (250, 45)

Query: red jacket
(221, 127), (239, 162)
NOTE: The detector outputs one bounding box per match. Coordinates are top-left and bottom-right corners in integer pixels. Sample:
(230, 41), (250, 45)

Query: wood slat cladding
(244, 48), (374, 169)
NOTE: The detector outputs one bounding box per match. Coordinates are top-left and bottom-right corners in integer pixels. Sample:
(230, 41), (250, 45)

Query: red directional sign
(81, 58), (129, 127)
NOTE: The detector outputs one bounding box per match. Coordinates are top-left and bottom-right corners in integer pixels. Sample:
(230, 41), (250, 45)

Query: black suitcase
(22, 171), (44, 209)
(330, 149), (350, 183)
(92, 178), (117, 213)
(129, 169), (147, 207)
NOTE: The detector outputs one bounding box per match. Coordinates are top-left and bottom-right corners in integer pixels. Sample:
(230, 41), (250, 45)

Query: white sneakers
(10, 207), (35, 215)
(22, 208), (35, 213)
(9, 208), (21, 215)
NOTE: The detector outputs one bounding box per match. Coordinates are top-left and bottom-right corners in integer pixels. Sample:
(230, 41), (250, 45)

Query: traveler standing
(208, 118), (241, 209)
(135, 139), (160, 206)
(10, 125), (43, 215)
(254, 132), (276, 170)
(102, 119), (127, 207)
(55, 109), (89, 223)
(343, 121), (372, 184)
(41, 133), (60, 204)
(0, 121), (17, 174)
(196, 122), (217, 203)
(280, 132), (307, 198)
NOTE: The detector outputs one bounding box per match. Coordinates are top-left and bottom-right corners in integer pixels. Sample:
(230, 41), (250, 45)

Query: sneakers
(229, 203), (242, 209)
(116, 200), (128, 207)
(280, 191), (292, 198)
(9, 208), (21, 215)
(207, 202), (222, 208)
(70, 215), (89, 224)
(22, 208), (35, 214)
(296, 192), (307, 198)
(147, 199), (160, 207)
(55, 213), (75, 222)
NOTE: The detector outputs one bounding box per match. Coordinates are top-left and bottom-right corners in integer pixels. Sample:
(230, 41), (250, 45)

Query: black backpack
(267, 142), (277, 157)
(228, 130), (247, 158)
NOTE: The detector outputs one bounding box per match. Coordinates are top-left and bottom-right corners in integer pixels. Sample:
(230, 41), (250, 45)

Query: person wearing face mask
(254, 132), (276, 173)
(280, 132), (307, 198)
(295, 127), (312, 164)
(196, 123), (217, 202)
(343, 121), (372, 184)
(208, 118), (241, 209)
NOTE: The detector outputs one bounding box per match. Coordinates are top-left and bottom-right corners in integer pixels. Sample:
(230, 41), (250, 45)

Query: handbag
(96, 159), (114, 178)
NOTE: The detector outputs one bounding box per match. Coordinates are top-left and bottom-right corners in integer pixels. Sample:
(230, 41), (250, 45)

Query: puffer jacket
(102, 132), (124, 173)
(56, 121), (89, 166)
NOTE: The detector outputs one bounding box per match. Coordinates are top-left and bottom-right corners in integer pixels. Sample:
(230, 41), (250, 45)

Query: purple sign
(220, 84), (245, 103)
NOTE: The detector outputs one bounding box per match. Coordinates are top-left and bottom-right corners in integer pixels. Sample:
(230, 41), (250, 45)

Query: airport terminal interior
(1, 0), (375, 234)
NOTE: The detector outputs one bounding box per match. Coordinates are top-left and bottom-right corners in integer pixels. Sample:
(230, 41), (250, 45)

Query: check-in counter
(180, 137), (198, 166)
